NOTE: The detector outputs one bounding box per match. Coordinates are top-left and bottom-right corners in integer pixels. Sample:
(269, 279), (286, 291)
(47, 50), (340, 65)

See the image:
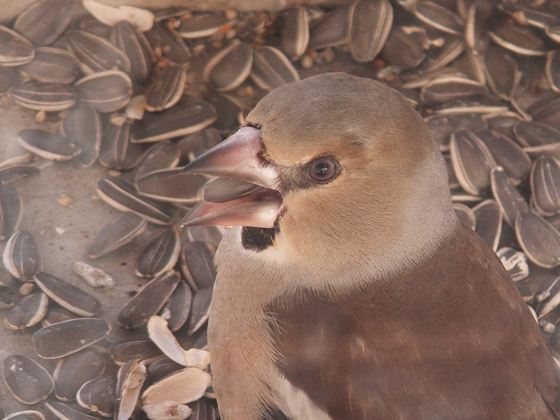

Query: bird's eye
(307, 156), (340, 183)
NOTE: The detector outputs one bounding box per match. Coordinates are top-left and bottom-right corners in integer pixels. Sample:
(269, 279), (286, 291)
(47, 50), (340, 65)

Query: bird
(181, 72), (560, 420)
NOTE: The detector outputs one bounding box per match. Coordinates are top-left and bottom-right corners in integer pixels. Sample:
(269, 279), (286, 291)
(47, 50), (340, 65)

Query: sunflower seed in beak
(489, 17), (547, 56)
(14, 0), (72, 46)
(61, 105), (102, 168)
(180, 241), (216, 291)
(32, 318), (111, 359)
(2, 354), (53, 405)
(381, 26), (426, 69)
(5, 292), (48, 330)
(53, 349), (106, 401)
(18, 129), (80, 161)
(491, 166), (529, 228)
(516, 211), (560, 269)
(132, 97), (217, 143)
(282, 7), (309, 59)
(136, 168), (206, 204)
(309, 5), (352, 49)
(187, 287), (213, 335)
(136, 230), (181, 278)
(0, 184), (22, 241)
(77, 376), (115, 418)
(9, 81), (76, 112)
(178, 13), (229, 39)
(349, 0), (393, 62)
(3, 230), (41, 281)
(453, 203), (476, 230)
(99, 122), (145, 171)
(530, 156), (560, 217)
(110, 21), (155, 85)
(111, 339), (161, 366)
(34, 272), (101, 317)
(421, 75), (486, 104)
(87, 212), (147, 259)
(145, 23), (191, 66)
(21, 47), (79, 84)
(45, 401), (101, 420)
(118, 270), (181, 329)
(484, 45), (521, 100)
(251, 46), (299, 91)
(414, 1), (463, 35)
(97, 177), (173, 225)
(3, 411), (45, 420)
(141, 367), (211, 406)
(146, 65), (187, 111)
(66, 30), (131, 74)
(75, 70), (133, 113)
(473, 199), (502, 251)
(115, 360), (147, 420)
(162, 279), (192, 332)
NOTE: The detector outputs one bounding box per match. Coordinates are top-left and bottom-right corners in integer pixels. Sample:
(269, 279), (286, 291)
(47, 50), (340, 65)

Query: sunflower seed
(491, 166), (529, 227)
(9, 81), (76, 111)
(3, 230), (41, 281)
(178, 13), (229, 39)
(77, 376), (115, 418)
(453, 52), (486, 85)
(34, 272), (101, 317)
(161, 279), (192, 332)
(132, 142), (180, 182)
(75, 70), (132, 113)
(187, 287), (212, 335)
(141, 367), (211, 406)
(146, 65), (187, 111)
(206, 91), (248, 133)
(42, 308), (75, 328)
(414, 1), (463, 35)
(44, 401), (100, 420)
(453, 203), (476, 230)
(514, 121), (560, 150)
(547, 25), (560, 44)
(3, 410), (46, 420)
(53, 349), (106, 401)
(381, 26), (425, 69)
(118, 270), (181, 329)
(20, 47), (79, 85)
(2, 354), (53, 405)
(349, 0), (393, 62)
(66, 30), (131, 74)
(421, 75), (486, 104)
(177, 128), (222, 162)
(419, 37), (465, 73)
(32, 318), (111, 359)
(463, 2), (489, 52)
(473, 199), (502, 251)
(110, 21), (155, 85)
(111, 339), (161, 366)
(79, 18), (112, 39)
(0, 68), (20, 94)
(181, 226), (222, 254)
(309, 5), (352, 49)
(530, 156), (560, 217)
(14, 0), (72, 46)
(204, 41), (253, 92)
(5, 292), (48, 330)
(18, 129), (80, 162)
(433, 96), (509, 115)
(516, 211), (560, 268)
(61, 105), (102, 167)
(425, 114), (487, 151)
(96, 177), (173, 225)
(99, 122), (145, 171)
(529, 96), (560, 130)
(251, 46), (299, 91)
(489, 17), (547, 56)
(501, 3), (558, 30)
(87, 212), (147, 259)
(83, 0), (154, 32)
(546, 51), (560, 94)
(136, 168), (206, 204)
(147, 357), (182, 383)
(136, 230), (180, 278)
(281, 7), (309, 59)
(203, 178), (261, 203)
(484, 45), (521, 100)
(145, 23), (191, 66)
(115, 360), (147, 420)
(0, 24), (35, 67)
(190, 399), (219, 420)
(497, 247), (529, 282)
(180, 241), (216, 292)
(0, 184), (22, 241)
(132, 97), (216, 143)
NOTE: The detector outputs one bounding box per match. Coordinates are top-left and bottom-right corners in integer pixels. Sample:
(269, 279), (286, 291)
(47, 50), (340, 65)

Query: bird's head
(182, 73), (457, 283)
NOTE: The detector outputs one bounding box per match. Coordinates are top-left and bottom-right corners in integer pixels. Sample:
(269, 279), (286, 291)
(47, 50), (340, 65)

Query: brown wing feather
(266, 226), (560, 419)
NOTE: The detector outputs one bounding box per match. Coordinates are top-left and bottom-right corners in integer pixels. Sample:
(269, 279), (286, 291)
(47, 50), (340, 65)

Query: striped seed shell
(177, 128), (222, 162)
(529, 96), (560, 130)
(9, 81), (76, 111)
(415, 1), (463, 35)
(5, 292), (48, 330)
(44, 401), (100, 420)
(61, 105), (102, 167)
(136, 168), (206, 204)
(181, 226), (222, 254)
(53, 349), (106, 401)
(21, 47), (79, 84)
(514, 121), (560, 150)
(463, 2), (490, 52)
(110, 21), (155, 84)
(97, 177), (173, 225)
(147, 357), (182, 383)
(489, 17), (547, 56)
(32, 318), (111, 359)
(99, 122), (145, 171)
(349, 0), (393, 62)
(450, 129), (497, 196)
(433, 96), (508, 116)
(14, 0), (72, 46)
(77, 376), (116, 418)
(516, 211), (560, 268)
(425, 114), (487, 152)
(420, 75), (486, 104)
(2, 354), (53, 405)
(132, 142), (180, 183)
(204, 41), (252, 92)
(453, 203), (476, 230)
(473, 199), (502, 251)
(0, 184), (23, 241)
(161, 280), (192, 332)
(491, 166), (529, 227)
(42, 308), (75, 327)
(18, 129), (80, 161)
(251, 46), (299, 92)
(132, 97), (217, 143)
(531, 156), (560, 217)
(309, 5), (352, 49)
(136, 230), (181, 278)
(75, 70), (133, 113)
(484, 45), (521, 100)
(80, 17), (112, 39)
(381, 26), (426, 69)
(110, 339), (161, 366)
(2, 230), (41, 280)
(118, 270), (181, 329)
(281, 7), (309, 59)
(115, 360), (147, 420)
(178, 13), (229, 39)
(180, 241), (216, 291)
(187, 287), (213, 335)
(66, 30), (131, 74)
(34, 272), (101, 317)
(0, 25), (34, 66)
(0, 68), (20, 94)
(546, 51), (560, 94)
(146, 65), (187, 111)
(141, 367), (211, 406)
(145, 23), (191, 66)
(3, 411), (46, 420)
(87, 212), (147, 259)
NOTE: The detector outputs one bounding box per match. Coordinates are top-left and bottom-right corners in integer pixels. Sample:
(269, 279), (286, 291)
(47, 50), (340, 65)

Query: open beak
(180, 126), (283, 228)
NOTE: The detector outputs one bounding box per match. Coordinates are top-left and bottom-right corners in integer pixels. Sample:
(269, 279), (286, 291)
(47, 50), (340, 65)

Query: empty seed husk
(21, 47), (79, 85)
(136, 230), (180, 278)
(531, 156), (560, 217)
(99, 122), (145, 171)
(147, 357), (182, 383)
(96, 177), (173, 225)
(115, 359), (147, 420)
(110, 339), (162, 366)
(44, 400), (100, 420)
(2, 354), (53, 405)
(516, 211), (560, 269)
(118, 270), (181, 329)
(204, 41), (252, 92)
(3, 410), (46, 420)
(0, 25), (35, 66)
(34, 272), (101, 317)
(136, 168), (206, 204)
(32, 318), (111, 359)
(161, 279), (192, 332)
(178, 13), (229, 39)
(141, 367), (211, 406)
(14, 0), (72, 46)
(180, 241), (216, 291)
(75, 70), (133, 113)
(61, 105), (102, 168)
(110, 21), (155, 85)
(87, 212), (147, 259)
(53, 349), (106, 401)
(132, 142), (180, 182)
(0, 184), (22, 241)
(489, 17), (548, 56)
(251, 46), (299, 91)
(414, 1), (463, 35)
(73, 261), (115, 289)
(146, 65), (187, 111)
(147, 315), (189, 366)
(349, 0), (393, 62)
(309, 5), (352, 49)
(491, 166), (529, 227)
(132, 97), (217, 143)
(187, 287), (213, 335)
(282, 7), (309, 59)
(66, 30), (131, 74)
(77, 376), (115, 418)
(5, 292), (48, 330)
(9, 81), (76, 112)
(473, 199), (502, 251)
(2, 230), (41, 281)
(18, 129), (80, 161)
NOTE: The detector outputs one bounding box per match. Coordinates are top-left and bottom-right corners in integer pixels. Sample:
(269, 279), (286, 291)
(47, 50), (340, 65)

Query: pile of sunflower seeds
(2, 0), (560, 418)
